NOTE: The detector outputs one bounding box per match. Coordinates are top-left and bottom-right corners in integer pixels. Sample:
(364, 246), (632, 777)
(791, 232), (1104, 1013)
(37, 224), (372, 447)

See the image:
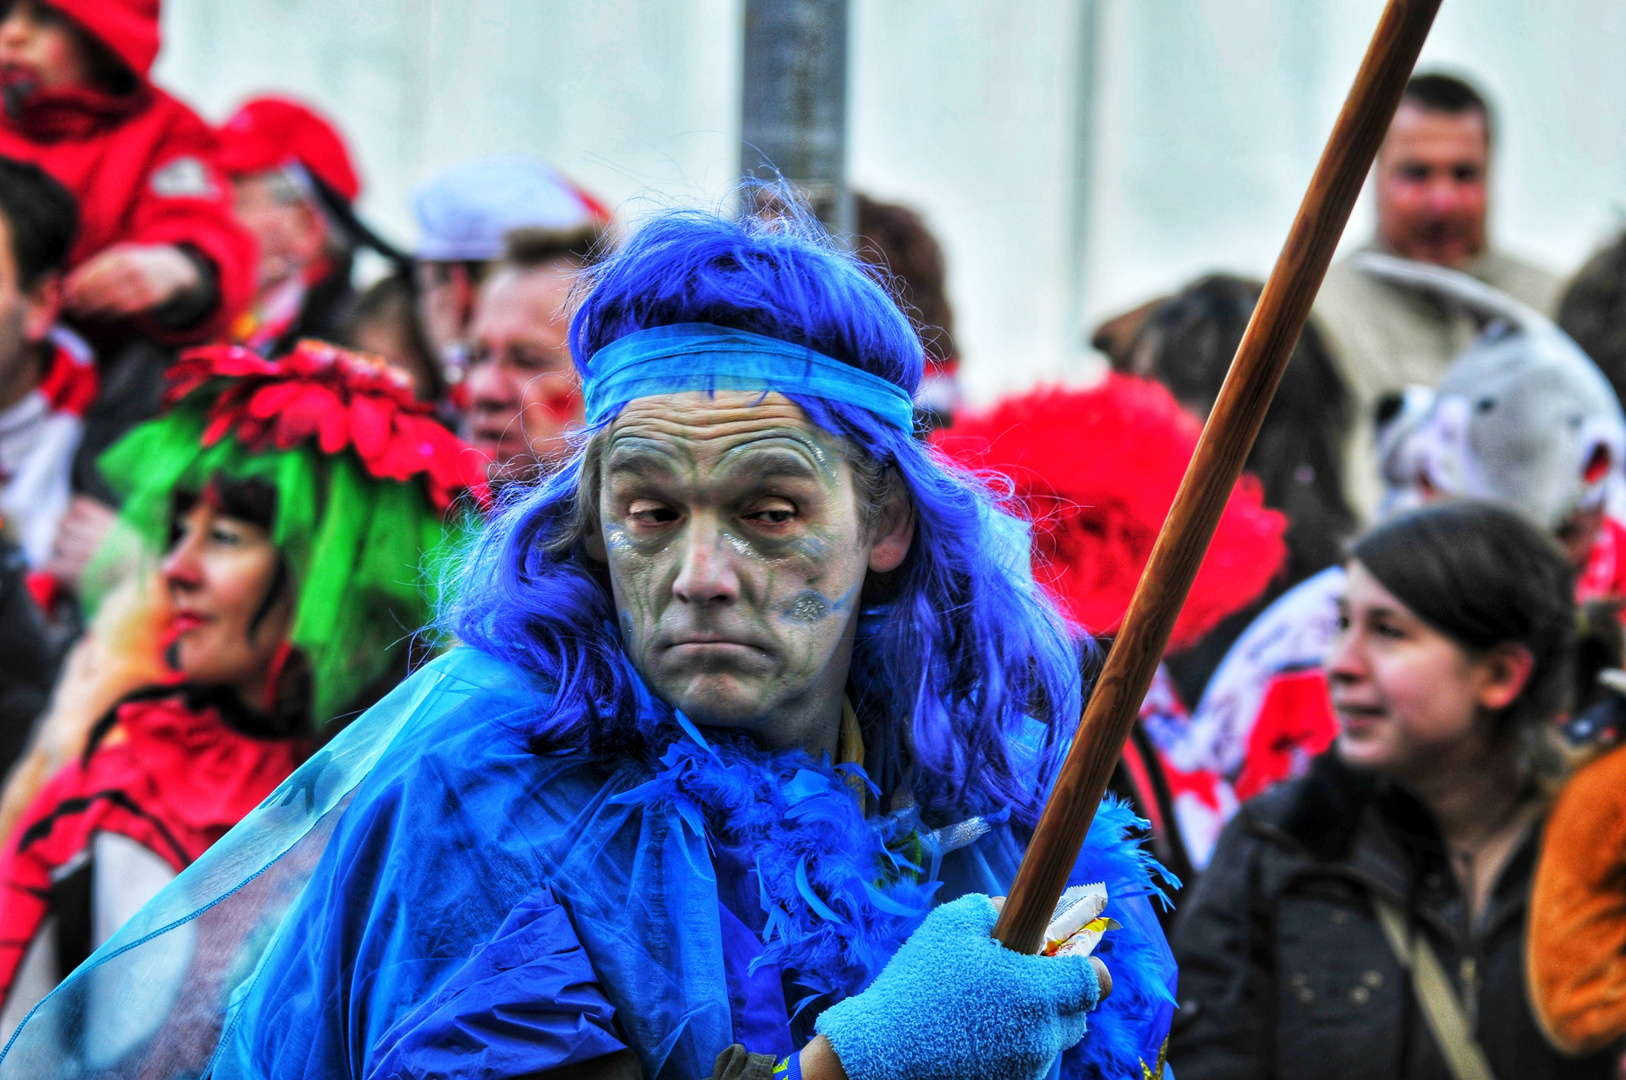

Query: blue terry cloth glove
(814, 894), (1102, 1080)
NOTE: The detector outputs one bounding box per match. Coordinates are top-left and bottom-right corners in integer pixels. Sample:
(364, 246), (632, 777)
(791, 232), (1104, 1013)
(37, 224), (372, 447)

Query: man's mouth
(467, 427), (527, 461)
(663, 635), (771, 660)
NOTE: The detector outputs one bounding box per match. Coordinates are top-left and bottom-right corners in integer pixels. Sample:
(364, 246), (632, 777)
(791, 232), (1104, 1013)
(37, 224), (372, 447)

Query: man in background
(1313, 73), (1561, 521)
(462, 224), (602, 478)
(0, 158), (91, 575)
(0, 158), (86, 746)
(412, 156), (607, 390)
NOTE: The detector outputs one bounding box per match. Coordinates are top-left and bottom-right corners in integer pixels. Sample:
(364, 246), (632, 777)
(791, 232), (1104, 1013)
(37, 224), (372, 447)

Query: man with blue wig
(0, 208), (1176, 1080)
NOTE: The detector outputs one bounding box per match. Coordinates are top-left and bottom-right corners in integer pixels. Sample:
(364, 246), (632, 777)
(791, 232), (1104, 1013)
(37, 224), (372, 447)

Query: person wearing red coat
(0, 0), (255, 347)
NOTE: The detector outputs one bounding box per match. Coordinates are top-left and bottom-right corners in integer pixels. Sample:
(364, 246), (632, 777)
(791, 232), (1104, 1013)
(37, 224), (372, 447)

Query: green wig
(99, 340), (489, 723)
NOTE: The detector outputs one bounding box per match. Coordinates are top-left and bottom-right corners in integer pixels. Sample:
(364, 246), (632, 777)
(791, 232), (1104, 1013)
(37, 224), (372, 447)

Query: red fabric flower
(169, 341), (491, 511)
(932, 375), (1287, 652)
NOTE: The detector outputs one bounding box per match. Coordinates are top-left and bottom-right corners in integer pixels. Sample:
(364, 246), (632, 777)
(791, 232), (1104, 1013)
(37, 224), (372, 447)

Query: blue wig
(446, 207), (1082, 828)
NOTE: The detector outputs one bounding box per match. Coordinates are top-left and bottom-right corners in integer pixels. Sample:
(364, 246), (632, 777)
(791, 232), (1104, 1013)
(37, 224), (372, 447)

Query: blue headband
(582, 322), (917, 432)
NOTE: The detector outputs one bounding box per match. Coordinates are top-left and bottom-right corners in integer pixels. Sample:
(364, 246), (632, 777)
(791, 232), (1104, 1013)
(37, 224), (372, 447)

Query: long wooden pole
(992, 0), (1444, 955)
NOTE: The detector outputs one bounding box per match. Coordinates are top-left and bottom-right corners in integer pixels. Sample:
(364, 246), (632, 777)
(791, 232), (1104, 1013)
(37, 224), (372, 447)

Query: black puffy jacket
(1167, 752), (1616, 1080)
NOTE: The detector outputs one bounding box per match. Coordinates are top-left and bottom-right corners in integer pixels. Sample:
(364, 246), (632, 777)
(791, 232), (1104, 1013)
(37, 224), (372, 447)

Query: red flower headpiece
(933, 375), (1287, 652)
(167, 340), (490, 511)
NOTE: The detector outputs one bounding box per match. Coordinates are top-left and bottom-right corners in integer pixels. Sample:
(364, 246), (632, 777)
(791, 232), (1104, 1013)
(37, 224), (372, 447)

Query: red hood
(54, 0), (160, 80)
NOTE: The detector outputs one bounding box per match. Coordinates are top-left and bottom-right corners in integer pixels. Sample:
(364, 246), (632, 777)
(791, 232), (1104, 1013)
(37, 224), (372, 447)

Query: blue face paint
(780, 586), (856, 624)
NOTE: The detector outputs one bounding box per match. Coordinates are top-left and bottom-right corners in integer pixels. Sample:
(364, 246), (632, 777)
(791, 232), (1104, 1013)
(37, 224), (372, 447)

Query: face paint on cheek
(540, 382), (581, 423)
(719, 527), (760, 563)
(779, 585), (857, 623)
(783, 590), (832, 623)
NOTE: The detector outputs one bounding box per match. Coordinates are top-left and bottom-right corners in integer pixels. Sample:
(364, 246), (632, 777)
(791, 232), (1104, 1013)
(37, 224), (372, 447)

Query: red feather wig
(933, 374), (1287, 652)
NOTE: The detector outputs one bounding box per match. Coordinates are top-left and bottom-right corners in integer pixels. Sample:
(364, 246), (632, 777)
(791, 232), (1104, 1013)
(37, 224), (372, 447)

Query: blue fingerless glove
(814, 894), (1102, 1080)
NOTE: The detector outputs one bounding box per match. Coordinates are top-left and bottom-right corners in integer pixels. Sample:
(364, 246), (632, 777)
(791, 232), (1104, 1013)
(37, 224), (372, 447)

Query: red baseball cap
(217, 96), (362, 204)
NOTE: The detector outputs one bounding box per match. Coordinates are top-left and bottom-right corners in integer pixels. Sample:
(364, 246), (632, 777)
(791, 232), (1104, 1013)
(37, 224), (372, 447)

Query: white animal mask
(1359, 252), (1625, 530)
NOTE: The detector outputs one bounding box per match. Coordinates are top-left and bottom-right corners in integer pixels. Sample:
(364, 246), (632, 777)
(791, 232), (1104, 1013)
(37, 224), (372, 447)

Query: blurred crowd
(2, 2), (1626, 1078)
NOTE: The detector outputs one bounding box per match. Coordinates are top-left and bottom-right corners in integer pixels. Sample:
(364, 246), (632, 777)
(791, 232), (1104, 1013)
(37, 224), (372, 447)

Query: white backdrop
(155, 0), (1626, 405)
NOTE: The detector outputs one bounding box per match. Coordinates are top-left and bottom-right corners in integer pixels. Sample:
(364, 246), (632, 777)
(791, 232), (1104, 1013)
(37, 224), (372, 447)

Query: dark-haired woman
(1168, 501), (1616, 1080)
(0, 342), (481, 1045)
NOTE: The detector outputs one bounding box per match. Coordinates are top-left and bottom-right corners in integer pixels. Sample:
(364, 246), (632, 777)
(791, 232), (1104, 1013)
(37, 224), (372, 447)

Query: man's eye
(514, 350), (563, 373)
(1452, 165), (1482, 183)
(1400, 164), (1429, 181)
(629, 505), (679, 525)
(743, 503), (796, 526)
(1335, 614), (1350, 632)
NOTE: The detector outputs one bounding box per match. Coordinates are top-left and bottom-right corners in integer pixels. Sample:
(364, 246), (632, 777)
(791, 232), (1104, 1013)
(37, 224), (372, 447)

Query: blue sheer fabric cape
(0, 648), (1176, 1080)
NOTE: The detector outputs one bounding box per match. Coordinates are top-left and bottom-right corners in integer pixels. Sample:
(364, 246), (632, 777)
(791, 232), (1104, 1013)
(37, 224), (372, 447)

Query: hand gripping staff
(991, 0), (1445, 956)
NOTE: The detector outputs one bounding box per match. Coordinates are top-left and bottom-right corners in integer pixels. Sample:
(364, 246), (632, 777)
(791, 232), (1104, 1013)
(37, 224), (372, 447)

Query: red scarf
(0, 74), (148, 142)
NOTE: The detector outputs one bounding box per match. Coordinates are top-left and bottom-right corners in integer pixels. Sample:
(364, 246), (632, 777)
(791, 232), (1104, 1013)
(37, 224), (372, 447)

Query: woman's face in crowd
(1326, 560), (1530, 783)
(161, 498), (293, 707)
(590, 391), (912, 753)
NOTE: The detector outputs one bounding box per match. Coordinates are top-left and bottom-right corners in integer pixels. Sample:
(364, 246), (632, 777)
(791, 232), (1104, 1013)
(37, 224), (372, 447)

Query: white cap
(412, 155), (603, 262)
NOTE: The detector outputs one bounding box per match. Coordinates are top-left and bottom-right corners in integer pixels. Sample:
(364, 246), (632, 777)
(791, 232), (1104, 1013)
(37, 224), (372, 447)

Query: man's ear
(23, 273), (61, 343)
(867, 481), (914, 574)
(1474, 641), (1534, 713)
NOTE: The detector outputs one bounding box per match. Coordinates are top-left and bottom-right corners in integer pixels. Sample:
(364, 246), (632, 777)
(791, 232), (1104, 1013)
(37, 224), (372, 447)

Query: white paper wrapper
(1041, 882), (1119, 957)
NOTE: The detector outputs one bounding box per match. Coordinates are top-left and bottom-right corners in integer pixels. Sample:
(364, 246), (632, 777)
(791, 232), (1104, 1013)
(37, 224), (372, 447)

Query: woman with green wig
(0, 339), (486, 1031)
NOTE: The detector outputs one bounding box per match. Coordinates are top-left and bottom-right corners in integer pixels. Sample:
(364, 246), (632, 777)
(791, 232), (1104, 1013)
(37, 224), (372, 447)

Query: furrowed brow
(604, 443), (683, 480)
(719, 445), (826, 486)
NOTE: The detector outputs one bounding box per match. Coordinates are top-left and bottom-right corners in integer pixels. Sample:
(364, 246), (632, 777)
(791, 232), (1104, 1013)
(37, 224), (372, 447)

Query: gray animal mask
(1358, 252), (1625, 530)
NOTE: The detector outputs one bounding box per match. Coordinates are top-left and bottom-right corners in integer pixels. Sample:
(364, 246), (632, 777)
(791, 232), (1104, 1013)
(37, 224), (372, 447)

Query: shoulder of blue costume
(211, 649), (645, 1077)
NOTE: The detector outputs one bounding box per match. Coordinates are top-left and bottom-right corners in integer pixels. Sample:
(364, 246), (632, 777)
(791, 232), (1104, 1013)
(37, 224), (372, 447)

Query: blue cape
(0, 648), (1177, 1080)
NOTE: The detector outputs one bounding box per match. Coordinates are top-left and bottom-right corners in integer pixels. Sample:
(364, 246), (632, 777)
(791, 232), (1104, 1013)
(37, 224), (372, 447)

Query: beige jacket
(1312, 244), (1562, 522)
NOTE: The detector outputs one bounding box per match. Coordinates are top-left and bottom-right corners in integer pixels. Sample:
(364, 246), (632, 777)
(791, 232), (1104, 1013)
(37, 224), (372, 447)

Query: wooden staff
(992, 0), (1444, 955)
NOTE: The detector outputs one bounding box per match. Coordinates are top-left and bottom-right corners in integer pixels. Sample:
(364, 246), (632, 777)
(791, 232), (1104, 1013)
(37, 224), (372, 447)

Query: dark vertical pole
(740, 0), (852, 238)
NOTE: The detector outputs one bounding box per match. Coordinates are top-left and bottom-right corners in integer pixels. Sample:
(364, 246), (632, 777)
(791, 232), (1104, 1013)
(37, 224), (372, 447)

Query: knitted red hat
(216, 97), (362, 204)
(52, 0), (160, 78)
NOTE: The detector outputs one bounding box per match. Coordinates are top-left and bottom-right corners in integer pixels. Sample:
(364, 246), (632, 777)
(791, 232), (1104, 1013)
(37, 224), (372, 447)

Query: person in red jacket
(0, 0), (255, 347)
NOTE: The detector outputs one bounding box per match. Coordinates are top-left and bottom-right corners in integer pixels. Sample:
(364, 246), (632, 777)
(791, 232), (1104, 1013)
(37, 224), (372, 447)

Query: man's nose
(464, 357), (518, 410)
(1425, 176), (1466, 213)
(671, 517), (740, 606)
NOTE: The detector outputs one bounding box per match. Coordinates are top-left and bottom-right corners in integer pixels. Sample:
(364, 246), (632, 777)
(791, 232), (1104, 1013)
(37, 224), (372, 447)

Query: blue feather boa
(617, 731), (1178, 1077)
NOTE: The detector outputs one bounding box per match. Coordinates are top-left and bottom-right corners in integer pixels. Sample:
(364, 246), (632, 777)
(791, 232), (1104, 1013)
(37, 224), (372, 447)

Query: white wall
(154, 0), (1626, 406)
